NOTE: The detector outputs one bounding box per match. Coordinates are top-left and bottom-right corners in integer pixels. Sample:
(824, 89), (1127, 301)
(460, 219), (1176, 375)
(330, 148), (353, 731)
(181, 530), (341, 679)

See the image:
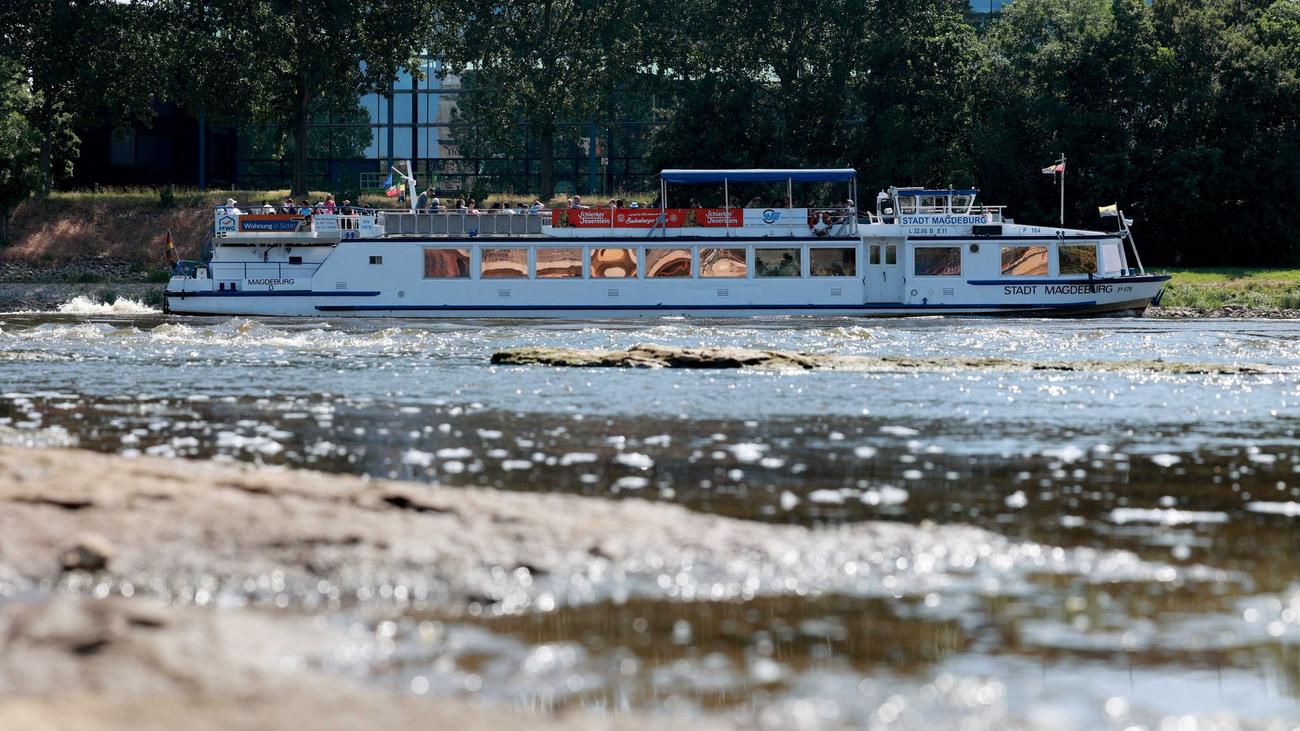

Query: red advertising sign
(552, 208), (687, 228)
(688, 208), (742, 227)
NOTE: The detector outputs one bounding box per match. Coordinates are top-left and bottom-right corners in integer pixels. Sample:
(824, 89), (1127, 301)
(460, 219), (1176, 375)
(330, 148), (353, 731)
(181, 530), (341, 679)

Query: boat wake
(53, 295), (161, 315)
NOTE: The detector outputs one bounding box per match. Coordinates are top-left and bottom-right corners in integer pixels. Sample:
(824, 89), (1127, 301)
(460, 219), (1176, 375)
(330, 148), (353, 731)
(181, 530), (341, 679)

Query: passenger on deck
(629, 201), (640, 209)
(454, 198), (467, 213)
(281, 198), (295, 214)
(429, 196), (442, 212)
(416, 189), (430, 210)
(812, 212), (831, 237)
(569, 195), (586, 209)
(530, 200), (544, 215)
(324, 196), (337, 213)
(259, 201), (275, 214)
(467, 199), (480, 215)
(222, 198), (244, 215)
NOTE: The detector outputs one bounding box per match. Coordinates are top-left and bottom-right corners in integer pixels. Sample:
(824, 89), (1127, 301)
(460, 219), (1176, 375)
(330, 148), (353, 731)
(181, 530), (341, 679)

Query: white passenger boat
(164, 169), (1168, 318)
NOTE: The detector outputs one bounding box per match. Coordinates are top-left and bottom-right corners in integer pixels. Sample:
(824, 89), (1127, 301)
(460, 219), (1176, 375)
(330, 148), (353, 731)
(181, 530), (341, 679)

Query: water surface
(2, 306), (1298, 729)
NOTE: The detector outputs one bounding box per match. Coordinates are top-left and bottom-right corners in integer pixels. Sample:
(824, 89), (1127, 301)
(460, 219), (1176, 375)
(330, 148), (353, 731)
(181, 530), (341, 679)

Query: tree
(646, 0), (867, 174)
(167, 0), (443, 197)
(0, 0), (165, 195)
(441, 0), (652, 200)
(0, 63), (44, 246)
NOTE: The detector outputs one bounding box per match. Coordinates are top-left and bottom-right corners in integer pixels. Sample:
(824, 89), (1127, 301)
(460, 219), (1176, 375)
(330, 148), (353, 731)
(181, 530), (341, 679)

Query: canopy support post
(786, 178), (793, 209)
(724, 178), (730, 237)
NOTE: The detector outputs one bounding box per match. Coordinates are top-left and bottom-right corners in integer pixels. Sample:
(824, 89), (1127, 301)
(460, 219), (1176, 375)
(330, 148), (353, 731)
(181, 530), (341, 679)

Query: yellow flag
(1098, 204), (1119, 217)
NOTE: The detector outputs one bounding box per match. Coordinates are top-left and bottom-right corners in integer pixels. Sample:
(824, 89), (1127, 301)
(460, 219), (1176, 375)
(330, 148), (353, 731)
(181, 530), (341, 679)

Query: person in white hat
(223, 197), (244, 215)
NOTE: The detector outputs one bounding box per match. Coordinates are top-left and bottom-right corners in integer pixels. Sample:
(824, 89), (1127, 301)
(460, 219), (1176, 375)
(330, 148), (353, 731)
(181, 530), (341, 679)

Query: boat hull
(163, 286), (1166, 319)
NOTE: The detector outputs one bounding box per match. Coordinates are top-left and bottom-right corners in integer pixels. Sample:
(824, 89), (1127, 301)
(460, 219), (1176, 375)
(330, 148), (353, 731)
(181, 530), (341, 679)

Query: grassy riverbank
(1159, 269), (1300, 311)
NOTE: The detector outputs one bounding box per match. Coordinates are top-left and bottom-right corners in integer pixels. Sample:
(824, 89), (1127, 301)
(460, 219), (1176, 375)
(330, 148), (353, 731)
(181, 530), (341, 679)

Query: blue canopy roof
(660, 168), (856, 184)
(895, 188), (978, 197)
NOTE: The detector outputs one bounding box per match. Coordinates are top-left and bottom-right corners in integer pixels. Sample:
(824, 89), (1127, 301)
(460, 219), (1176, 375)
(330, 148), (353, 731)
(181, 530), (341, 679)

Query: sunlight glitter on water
(3, 312), (1300, 728)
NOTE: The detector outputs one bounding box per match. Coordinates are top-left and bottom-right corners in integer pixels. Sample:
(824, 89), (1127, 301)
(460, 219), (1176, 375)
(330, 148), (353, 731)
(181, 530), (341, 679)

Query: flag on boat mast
(1042, 154), (1066, 225)
(164, 229), (176, 262)
(383, 172), (399, 198)
(1098, 203), (1118, 217)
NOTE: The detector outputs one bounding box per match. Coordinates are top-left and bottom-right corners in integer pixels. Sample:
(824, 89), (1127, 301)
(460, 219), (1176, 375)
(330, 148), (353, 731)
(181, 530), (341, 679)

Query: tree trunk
(37, 138), (51, 198)
(538, 122), (556, 202)
(0, 206), (9, 247)
(291, 78), (311, 198)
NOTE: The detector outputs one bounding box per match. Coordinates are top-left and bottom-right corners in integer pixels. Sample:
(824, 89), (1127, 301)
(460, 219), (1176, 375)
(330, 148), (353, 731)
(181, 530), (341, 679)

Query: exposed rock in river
(0, 447), (1222, 729)
(491, 343), (1274, 375)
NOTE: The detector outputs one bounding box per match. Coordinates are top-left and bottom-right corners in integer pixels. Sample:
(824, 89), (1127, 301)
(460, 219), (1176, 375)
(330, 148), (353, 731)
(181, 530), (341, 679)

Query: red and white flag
(1041, 162), (1065, 174)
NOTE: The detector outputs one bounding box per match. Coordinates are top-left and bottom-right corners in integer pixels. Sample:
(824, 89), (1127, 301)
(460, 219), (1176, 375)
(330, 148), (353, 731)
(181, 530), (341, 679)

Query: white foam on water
(1108, 507), (1229, 525)
(1245, 501), (1300, 517)
(55, 296), (161, 315)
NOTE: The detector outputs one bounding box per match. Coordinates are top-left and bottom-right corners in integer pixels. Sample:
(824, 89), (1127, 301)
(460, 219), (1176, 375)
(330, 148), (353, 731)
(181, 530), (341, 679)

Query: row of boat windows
(909, 244), (1100, 277)
(419, 246), (859, 279)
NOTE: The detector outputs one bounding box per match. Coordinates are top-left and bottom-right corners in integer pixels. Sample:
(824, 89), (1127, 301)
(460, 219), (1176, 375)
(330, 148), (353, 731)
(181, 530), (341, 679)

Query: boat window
(811, 247), (856, 276)
(952, 195), (974, 213)
(885, 245), (897, 265)
(480, 248), (528, 278)
(1000, 246), (1048, 276)
(869, 245), (881, 265)
(755, 248), (801, 277)
(289, 256), (303, 265)
(590, 248), (638, 278)
(914, 247), (961, 276)
(1059, 244), (1098, 275)
(368, 255), (382, 265)
(700, 248), (746, 277)
(646, 248), (692, 278)
(535, 248), (582, 278)
(898, 196), (917, 214)
(920, 195), (947, 212)
(423, 248), (469, 278)
(1100, 242), (1124, 275)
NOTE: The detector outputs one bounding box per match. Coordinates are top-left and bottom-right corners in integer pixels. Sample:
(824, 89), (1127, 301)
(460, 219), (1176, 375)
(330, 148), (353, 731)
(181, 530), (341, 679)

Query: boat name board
(247, 278), (297, 287)
(900, 214), (989, 225)
(1004, 283), (1134, 295)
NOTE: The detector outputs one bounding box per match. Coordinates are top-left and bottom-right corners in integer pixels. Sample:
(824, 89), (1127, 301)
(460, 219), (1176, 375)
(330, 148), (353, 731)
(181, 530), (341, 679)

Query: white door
(866, 242), (904, 303)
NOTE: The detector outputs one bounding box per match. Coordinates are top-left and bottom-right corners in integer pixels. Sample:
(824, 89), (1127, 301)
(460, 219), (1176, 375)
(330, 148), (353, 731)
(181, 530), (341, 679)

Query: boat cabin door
(865, 241), (904, 303)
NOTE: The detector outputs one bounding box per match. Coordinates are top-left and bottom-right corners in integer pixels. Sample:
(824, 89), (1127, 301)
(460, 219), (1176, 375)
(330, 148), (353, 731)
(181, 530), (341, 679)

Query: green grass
(1160, 268), (1300, 310)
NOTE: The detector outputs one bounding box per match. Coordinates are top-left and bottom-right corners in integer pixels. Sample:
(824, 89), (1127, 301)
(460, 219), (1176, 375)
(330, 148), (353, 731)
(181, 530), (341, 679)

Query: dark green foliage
(0, 0), (1296, 264)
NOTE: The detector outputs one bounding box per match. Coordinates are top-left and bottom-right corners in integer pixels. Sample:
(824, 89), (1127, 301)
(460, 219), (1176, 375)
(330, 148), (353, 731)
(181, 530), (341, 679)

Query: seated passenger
(467, 199), (480, 215)
(429, 196), (442, 212)
(778, 252), (799, 276)
(529, 200), (544, 215)
(222, 197), (244, 215)
(259, 201), (275, 214)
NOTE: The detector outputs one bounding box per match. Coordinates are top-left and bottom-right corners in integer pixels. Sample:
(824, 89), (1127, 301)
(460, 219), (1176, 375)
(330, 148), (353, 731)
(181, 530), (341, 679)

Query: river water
(2, 299), (1298, 729)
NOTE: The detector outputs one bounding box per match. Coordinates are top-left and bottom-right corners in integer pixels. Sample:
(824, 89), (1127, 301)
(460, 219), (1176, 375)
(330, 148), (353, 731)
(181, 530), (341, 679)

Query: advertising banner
(552, 208), (685, 228)
(239, 214), (307, 232)
(613, 209), (684, 227)
(687, 208), (742, 227)
(742, 207), (809, 228)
